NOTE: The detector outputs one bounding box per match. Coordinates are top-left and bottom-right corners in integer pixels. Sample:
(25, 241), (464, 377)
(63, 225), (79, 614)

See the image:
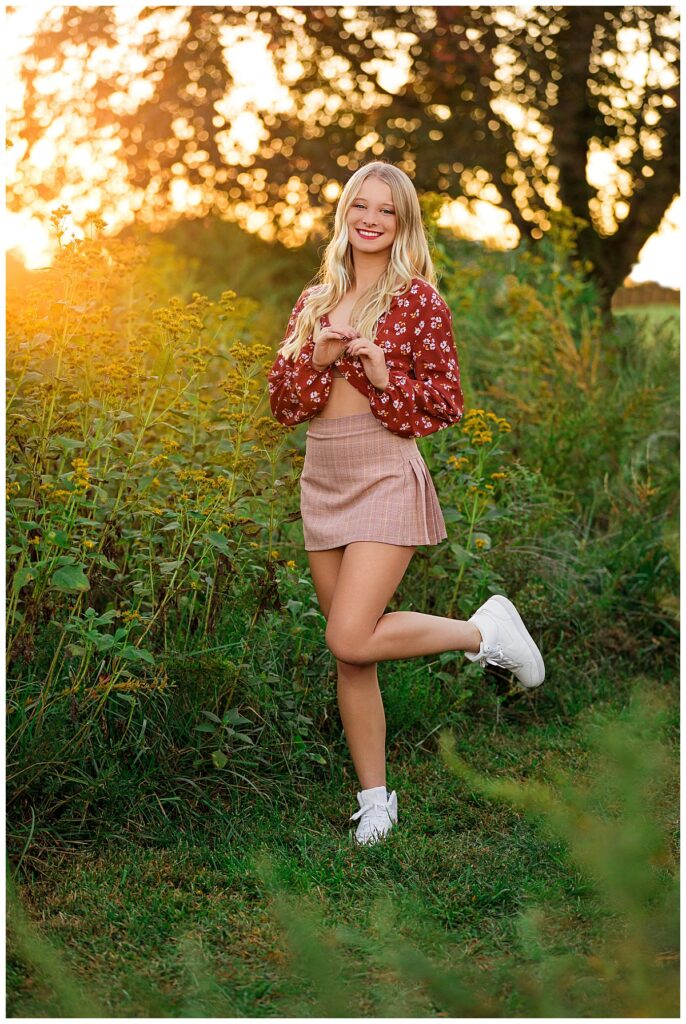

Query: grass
(612, 302), (680, 339)
(7, 670), (679, 1017)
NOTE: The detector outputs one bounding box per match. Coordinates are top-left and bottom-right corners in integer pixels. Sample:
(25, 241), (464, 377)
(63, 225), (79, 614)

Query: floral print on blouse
(267, 277), (464, 438)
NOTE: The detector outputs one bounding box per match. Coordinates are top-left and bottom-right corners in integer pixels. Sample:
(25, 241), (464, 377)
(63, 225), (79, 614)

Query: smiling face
(346, 176), (397, 255)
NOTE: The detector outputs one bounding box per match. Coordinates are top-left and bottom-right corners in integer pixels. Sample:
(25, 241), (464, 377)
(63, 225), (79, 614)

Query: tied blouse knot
(267, 277), (464, 439)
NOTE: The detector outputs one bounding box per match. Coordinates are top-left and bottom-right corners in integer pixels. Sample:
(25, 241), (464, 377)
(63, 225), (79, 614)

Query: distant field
(612, 303), (680, 343)
(612, 302), (680, 322)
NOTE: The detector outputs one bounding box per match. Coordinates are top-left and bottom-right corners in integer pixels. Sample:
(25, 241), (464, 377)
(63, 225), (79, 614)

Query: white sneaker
(464, 594), (545, 689)
(350, 788), (398, 846)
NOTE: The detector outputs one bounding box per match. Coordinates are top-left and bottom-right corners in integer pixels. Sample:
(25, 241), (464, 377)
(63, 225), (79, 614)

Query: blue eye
(354, 203), (395, 214)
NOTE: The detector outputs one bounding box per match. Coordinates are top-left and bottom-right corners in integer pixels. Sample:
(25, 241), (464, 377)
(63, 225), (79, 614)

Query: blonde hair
(279, 160), (438, 361)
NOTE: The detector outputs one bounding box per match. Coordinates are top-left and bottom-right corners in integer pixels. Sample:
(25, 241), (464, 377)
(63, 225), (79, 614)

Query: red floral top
(267, 277), (464, 438)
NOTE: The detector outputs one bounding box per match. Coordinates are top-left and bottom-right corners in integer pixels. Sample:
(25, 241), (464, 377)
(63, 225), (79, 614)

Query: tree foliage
(9, 5), (680, 297)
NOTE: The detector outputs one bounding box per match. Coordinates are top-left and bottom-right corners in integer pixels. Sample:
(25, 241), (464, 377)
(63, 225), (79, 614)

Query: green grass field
(612, 302), (680, 337)
(8, 669), (678, 1018)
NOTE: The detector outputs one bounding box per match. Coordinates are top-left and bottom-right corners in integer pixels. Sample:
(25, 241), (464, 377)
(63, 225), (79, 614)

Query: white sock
(360, 785), (387, 803)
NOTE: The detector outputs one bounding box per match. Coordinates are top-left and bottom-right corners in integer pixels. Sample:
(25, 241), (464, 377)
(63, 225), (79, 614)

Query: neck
(351, 250), (389, 294)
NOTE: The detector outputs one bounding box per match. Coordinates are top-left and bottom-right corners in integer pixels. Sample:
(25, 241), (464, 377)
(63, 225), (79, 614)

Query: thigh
(326, 541), (416, 646)
(307, 546), (346, 620)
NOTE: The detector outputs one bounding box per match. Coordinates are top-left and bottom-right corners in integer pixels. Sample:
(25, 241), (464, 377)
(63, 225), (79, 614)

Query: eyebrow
(355, 199), (395, 208)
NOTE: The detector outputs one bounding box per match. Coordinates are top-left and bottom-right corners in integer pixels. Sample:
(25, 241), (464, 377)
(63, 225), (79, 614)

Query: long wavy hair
(279, 160), (438, 361)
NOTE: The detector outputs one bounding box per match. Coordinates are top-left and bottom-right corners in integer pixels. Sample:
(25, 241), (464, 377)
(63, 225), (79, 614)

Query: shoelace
(350, 802), (394, 844)
(350, 800), (392, 824)
(477, 641), (522, 671)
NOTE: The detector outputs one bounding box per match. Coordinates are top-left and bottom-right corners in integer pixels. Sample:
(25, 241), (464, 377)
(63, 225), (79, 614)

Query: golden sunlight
(4, 7), (681, 284)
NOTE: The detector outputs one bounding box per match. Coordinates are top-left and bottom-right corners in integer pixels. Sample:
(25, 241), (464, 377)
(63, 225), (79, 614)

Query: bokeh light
(5, 5), (681, 284)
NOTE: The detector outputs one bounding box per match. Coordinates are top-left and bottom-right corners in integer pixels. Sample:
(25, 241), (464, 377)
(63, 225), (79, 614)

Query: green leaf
(97, 556), (119, 571)
(93, 609), (118, 625)
(204, 531), (232, 555)
(120, 645), (155, 664)
(201, 710), (222, 724)
(12, 566), (37, 593)
(160, 560), (184, 573)
(212, 749), (229, 769)
(115, 431), (136, 446)
(93, 634), (115, 652)
(44, 529), (70, 548)
(223, 708), (251, 726)
(51, 565), (90, 592)
(443, 508), (466, 524)
(449, 542), (473, 566)
(52, 436), (84, 451)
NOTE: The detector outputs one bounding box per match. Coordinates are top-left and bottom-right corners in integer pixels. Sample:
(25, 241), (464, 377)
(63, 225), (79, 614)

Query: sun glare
(4, 7), (681, 285)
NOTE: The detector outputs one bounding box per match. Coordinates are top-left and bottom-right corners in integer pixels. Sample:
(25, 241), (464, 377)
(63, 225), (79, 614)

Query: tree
(9, 5), (680, 300)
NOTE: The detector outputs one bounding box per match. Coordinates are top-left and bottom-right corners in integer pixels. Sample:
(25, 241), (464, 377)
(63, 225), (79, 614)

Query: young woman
(268, 160), (545, 846)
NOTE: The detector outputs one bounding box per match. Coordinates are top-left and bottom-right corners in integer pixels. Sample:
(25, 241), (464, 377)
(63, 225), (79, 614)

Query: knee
(325, 622), (368, 666)
(335, 657), (373, 681)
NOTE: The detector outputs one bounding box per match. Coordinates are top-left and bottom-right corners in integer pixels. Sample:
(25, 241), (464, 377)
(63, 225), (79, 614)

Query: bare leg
(336, 661), (387, 789)
(307, 546), (386, 789)
(325, 541), (482, 667)
(341, 609), (482, 663)
(307, 541), (483, 790)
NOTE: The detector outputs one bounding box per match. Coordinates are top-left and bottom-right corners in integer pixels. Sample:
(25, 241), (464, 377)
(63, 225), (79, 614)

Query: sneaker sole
(489, 594), (545, 688)
(352, 831), (395, 847)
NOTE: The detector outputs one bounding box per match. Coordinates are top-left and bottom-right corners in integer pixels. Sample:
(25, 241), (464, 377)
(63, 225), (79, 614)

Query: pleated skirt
(299, 411), (448, 551)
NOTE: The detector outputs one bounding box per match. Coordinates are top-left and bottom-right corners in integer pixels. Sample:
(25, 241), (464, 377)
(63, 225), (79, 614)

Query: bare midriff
(311, 302), (372, 420)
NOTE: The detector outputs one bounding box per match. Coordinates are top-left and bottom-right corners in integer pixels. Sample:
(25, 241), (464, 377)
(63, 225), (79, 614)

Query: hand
(312, 325), (358, 371)
(344, 334), (390, 390)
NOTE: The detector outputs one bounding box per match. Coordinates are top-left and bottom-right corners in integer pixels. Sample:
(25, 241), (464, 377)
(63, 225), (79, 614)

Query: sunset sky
(5, 4), (682, 287)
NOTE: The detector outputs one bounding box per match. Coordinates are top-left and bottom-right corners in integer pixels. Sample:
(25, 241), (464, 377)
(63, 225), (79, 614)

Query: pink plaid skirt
(299, 411), (448, 551)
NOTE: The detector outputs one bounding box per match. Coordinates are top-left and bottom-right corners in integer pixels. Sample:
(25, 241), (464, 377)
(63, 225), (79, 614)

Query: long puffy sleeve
(267, 288), (333, 426)
(368, 286), (464, 438)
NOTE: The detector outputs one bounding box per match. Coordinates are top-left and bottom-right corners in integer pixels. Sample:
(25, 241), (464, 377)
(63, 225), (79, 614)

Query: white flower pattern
(268, 278), (464, 438)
